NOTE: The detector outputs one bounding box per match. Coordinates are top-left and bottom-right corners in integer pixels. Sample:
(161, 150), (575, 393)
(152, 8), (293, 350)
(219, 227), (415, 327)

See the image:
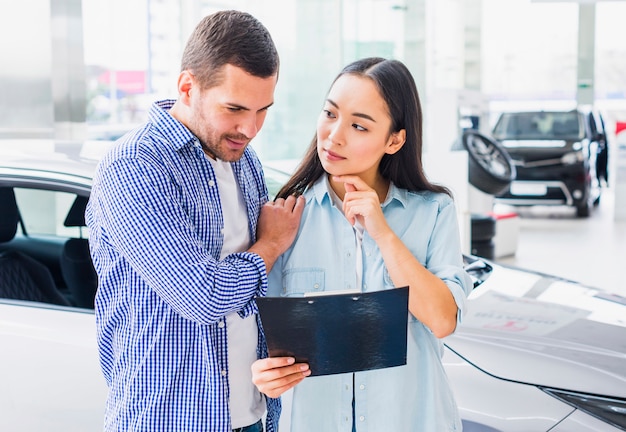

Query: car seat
(59, 195), (98, 308)
(0, 187), (71, 306)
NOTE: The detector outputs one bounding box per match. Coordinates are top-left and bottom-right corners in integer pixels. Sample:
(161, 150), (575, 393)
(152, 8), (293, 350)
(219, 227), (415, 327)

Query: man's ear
(386, 129), (406, 155)
(177, 71), (194, 105)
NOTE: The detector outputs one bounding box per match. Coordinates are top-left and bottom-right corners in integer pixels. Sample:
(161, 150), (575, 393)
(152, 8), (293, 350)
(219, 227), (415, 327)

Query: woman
(253, 57), (472, 431)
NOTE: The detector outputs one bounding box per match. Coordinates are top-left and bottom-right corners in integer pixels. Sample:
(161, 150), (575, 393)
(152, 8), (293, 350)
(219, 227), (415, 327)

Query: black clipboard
(256, 287), (409, 377)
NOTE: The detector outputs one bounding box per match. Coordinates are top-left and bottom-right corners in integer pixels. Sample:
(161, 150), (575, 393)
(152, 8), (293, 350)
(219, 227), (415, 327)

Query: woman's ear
(386, 129), (406, 155)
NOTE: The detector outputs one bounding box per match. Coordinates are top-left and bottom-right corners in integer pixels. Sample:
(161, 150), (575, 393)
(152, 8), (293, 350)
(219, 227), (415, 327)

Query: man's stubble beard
(191, 112), (248, 162)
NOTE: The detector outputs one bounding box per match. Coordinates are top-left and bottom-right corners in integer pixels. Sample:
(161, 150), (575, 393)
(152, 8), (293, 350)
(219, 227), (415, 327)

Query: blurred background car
(491, 108), (609, 217)
(1, 140), (625, 432)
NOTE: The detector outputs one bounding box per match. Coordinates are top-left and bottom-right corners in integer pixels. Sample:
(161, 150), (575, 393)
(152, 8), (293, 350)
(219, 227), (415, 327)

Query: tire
(471, 214), (496, 242)
(461, 130), (516, 195)
(576, 173), (594, 218)
(576, 201), (590, 218)
(471, 239), (495, 260)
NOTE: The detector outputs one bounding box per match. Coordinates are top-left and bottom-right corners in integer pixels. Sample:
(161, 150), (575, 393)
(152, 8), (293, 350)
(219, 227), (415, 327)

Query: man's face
(188, 64), (277, 162)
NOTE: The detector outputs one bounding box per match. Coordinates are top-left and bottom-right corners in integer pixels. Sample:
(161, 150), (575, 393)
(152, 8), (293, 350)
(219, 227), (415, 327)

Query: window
(14, 188), (84, 238)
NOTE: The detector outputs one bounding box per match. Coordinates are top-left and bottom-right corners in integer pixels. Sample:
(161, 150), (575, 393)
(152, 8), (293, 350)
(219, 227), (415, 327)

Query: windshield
(493, 111), (583, 140)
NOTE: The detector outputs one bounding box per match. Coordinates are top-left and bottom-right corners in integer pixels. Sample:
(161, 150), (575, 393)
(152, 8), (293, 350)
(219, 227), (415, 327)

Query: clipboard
(256, 287), (409, 377)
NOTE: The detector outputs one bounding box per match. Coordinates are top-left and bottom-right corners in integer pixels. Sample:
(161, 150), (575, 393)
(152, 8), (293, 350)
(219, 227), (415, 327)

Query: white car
(1, 140), (625, 431)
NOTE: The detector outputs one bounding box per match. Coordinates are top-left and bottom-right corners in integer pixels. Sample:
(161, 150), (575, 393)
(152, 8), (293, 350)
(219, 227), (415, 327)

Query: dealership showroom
(1, 0), (626, 431)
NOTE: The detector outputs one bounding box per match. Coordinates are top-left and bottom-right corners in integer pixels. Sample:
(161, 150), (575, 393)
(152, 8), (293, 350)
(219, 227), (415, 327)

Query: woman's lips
(324, 149), (345, 161)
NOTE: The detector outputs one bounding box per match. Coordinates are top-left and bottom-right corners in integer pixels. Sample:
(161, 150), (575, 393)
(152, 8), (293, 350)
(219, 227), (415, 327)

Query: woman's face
(316, 74), (403, 187)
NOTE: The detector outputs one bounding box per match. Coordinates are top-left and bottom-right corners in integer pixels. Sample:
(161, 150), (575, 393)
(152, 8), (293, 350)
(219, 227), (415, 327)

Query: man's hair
(181, 10), (279, 88)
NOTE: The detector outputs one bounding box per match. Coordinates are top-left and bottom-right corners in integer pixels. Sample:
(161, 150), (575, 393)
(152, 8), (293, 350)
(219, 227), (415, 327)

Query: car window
(588, 113), (599, 137)
(14, 188), (86, 239)
(493, 111), (583, 140)
(597, 113), (607, 135)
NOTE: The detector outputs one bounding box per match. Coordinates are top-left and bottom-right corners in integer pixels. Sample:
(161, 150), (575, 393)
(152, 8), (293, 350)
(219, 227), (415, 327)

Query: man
(86, 10), (304, 432)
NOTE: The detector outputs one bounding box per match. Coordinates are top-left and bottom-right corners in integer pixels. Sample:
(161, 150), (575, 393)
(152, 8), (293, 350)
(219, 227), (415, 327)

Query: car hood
(446, 262), (626, 398)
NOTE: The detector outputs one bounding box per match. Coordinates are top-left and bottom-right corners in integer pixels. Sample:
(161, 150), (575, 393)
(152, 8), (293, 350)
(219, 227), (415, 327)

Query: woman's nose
(328, 122), (344, 145)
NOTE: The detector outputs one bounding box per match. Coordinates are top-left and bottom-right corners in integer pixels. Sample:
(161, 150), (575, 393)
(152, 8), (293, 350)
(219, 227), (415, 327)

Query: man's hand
(249, 195), (305, 272)
(251, 357), (310, 398)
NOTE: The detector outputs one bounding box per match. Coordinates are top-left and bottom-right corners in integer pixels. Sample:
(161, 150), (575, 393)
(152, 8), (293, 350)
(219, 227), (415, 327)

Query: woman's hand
(334, 175), (392, 241)
(251, 357), (311, 398)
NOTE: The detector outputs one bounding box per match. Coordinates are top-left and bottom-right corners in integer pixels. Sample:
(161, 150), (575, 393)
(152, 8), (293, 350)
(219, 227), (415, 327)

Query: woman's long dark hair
(275, 57), (451, 199)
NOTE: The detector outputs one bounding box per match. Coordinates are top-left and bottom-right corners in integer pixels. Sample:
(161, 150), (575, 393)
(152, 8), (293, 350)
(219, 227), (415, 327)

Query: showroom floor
(493, 185), (626, 296)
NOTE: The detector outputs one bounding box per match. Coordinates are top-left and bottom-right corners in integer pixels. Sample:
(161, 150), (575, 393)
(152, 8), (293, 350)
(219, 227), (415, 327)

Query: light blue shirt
(86, 100), (279, 432)
(267, 177), (472, 431)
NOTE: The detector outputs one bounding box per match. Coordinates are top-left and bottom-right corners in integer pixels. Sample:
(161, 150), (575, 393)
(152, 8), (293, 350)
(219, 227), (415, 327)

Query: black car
(491, 108), (609, 217)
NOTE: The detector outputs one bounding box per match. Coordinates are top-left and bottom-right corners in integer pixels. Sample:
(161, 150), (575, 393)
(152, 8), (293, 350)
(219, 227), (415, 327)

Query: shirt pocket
(281, 268), (325, 297)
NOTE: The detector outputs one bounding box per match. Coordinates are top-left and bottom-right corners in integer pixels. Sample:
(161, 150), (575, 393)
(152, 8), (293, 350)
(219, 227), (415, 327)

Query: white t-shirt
(208, 156), (265, 429)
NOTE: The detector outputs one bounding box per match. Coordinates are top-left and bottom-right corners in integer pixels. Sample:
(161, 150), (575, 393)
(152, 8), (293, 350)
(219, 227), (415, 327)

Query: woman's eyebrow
(327, 98), (376, 122)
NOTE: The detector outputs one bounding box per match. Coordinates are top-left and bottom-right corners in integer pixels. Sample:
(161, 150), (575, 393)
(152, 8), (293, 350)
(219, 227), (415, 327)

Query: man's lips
(225, 137), (248, 149)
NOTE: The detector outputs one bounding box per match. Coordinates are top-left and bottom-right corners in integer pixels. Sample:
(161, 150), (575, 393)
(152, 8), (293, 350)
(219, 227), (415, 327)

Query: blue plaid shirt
(85, 100), (280, 432)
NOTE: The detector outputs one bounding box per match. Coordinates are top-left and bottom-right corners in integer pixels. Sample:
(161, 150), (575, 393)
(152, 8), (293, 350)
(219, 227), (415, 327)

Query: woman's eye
(323, 109), (335, 119)
(353, 123), (367, 131)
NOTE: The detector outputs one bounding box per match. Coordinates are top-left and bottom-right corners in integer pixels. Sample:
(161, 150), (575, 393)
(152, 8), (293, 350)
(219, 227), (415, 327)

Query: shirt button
(359, 416), (365, 422)
(345, 385), (350, 390)
(218, 320), (225, 328)
(221, 370), (227, 377)
(359, 384), (365, 390)
(313, 283), (319, 290)
(346, 252), (351, 257)
(208, 180), (215, 187)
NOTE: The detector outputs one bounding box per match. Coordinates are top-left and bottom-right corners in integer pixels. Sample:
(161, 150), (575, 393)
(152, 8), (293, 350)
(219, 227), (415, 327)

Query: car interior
(0, 186), (97, 309)
(59, 195), (98, 308)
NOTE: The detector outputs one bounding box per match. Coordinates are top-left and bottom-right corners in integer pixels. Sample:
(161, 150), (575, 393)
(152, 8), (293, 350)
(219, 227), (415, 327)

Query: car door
(0, 302), (107, 432)
(0, 181), (107, 431)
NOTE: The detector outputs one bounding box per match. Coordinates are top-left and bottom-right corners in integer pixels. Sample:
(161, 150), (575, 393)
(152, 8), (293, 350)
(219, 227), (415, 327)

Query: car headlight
(541, 388), (626, 430)
(561, 151), (584, 165)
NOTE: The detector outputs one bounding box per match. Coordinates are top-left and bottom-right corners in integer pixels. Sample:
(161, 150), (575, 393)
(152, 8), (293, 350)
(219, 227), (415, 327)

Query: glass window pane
(14, 188), (83, 238)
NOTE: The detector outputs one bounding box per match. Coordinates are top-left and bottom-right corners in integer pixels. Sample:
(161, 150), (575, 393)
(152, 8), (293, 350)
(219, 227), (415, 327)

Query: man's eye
(227, 107), (242, 112)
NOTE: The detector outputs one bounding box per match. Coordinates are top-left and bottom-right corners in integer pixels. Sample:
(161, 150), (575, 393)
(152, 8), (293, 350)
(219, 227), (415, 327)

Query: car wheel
(461, 130), (516, 195)
(471, 214), (496, 242)
(471, 239), (495, 260)
(576, 201), (591, 218)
